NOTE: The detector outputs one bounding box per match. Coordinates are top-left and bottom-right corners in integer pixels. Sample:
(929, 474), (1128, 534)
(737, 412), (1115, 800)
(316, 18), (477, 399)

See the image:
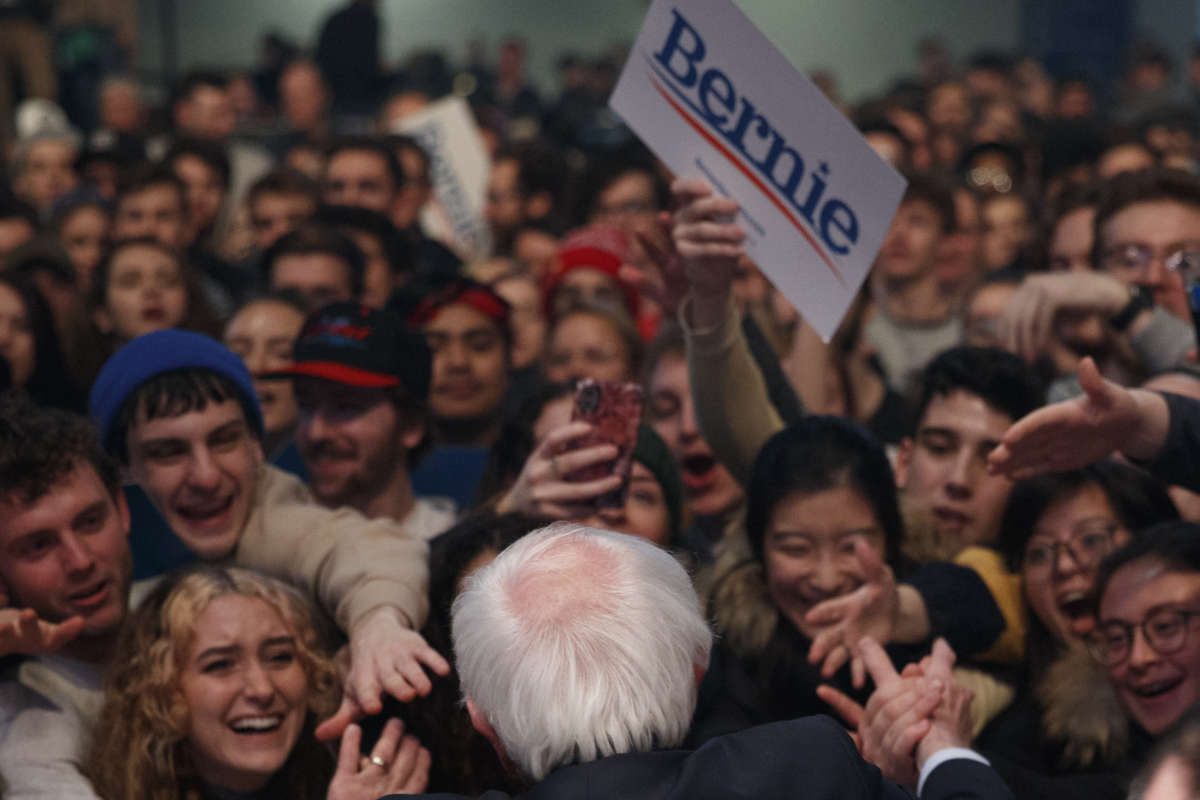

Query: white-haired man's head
(452, 522), (712, 782)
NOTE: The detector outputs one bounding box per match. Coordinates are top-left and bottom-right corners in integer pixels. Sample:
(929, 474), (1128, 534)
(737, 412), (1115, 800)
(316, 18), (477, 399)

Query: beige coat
(234, 465), (430, 632)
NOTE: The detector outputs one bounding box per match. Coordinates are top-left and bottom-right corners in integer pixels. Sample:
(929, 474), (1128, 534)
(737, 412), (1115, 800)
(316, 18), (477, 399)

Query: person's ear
(894, 437), (913, 489)
(467, 698), (508, 763)
(400, 419), (425, 452)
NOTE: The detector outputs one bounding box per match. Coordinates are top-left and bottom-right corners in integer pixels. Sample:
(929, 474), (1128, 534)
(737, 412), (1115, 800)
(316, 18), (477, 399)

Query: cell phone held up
(569, 379), (644, 509)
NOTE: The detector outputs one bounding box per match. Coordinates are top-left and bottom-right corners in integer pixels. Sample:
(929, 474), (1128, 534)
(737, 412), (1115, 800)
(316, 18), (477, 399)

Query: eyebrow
(72, 500), (108, 527)
(196, 635), (295, 661)
(196, 644), (239, 660)
(210, 420), (247, 437)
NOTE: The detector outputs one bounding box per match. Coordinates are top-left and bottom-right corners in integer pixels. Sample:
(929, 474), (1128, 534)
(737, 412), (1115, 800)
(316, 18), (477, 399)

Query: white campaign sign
(392, 96), (492, 260)
(609, 0), (907, 340)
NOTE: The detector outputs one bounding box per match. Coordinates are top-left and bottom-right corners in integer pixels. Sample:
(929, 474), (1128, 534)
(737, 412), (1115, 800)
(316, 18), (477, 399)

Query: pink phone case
(569, 379), (644, 508)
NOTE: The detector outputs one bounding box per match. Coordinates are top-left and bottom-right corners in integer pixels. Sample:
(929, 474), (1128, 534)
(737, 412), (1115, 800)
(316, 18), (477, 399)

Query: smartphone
(569, 379), (644, 508)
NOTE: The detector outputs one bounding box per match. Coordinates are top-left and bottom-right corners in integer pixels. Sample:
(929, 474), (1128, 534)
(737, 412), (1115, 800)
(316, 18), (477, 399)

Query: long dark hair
(0, 272), (80, 411)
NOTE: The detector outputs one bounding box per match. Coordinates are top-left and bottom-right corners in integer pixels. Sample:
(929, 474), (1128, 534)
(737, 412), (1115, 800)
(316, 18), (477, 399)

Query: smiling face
(897, 390), (1015, 553)
(0, 462), (131, 646)
(180, 594), (309, 793)
(126, 399), (263, 559)
(424, 303), (509, 423)
(764, 486), (886, 638)
(1100, 558), (1200, 735)
(1022, 484), (1132, 643)
(294, 381), (421, 512)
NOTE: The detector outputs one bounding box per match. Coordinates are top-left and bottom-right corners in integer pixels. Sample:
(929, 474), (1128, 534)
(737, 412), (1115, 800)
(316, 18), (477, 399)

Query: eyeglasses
(1101, 243), (1200, 280)
(1087, 607), (1200, 666)
(966, 166), (1014, 194)
(1022, 521), (1120, 581)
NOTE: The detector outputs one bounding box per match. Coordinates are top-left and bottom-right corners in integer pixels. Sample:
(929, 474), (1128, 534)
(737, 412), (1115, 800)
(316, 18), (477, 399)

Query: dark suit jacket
(384, 716), (1013, 800)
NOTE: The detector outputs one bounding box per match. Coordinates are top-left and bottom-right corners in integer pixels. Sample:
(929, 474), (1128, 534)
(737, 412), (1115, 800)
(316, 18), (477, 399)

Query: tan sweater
(234, 465), (430, 633)
(681, 295), (782, 488)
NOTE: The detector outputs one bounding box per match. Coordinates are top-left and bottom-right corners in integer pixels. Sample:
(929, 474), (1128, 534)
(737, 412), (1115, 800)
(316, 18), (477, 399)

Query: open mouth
(1058, 592), (1092, 620)
(176, 494), (233, 524)
(1131, 676), (1184, 699)
(67, 579), (111, 609)
(229, 715), (283, 734)
(141, 307), (166, 322)
(933, 507), (970, 528)
(680, 454), (718, 491)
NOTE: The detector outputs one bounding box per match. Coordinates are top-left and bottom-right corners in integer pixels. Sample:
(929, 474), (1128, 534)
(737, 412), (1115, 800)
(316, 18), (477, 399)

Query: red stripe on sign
(649, 73), (846, 287)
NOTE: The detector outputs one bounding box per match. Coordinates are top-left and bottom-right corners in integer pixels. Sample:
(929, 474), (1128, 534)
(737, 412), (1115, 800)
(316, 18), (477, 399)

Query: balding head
(452, 523), (711, 781)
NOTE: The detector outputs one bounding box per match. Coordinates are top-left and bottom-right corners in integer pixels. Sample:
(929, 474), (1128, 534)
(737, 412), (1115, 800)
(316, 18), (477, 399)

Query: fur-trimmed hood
(701, 538), (779, 661)
(1036, 643), (1130, 770)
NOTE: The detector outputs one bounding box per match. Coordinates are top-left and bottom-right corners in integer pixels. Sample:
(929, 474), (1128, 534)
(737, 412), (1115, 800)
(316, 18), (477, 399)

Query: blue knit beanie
(89, 330), (263, 453)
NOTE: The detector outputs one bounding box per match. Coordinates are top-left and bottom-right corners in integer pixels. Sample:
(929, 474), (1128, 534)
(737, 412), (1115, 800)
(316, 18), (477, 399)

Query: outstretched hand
(316, 609), (450, 742)
(987, 356), (1168, 479)
(805, 537), (897, 688)
(0, 607), (85, 658)
(817, 638), (971, 787)
(326, 719), (431, 800)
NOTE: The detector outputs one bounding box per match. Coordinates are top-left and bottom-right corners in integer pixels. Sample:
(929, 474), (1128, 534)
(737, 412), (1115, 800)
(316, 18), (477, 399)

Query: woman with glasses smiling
(1091, 523), (1200, 748)
(976, 461), (1178, 791)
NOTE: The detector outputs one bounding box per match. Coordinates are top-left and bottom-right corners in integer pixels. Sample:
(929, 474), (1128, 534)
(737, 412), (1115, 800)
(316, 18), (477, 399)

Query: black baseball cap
(267, 302), (431, 396)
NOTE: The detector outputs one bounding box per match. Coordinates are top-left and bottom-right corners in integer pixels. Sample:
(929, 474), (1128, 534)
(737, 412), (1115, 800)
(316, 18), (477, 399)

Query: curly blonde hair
(85, 565), (340, 800)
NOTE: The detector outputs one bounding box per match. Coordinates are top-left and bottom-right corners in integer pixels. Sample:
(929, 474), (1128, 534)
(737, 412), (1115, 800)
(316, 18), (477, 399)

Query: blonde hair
(86, 566), (339, 800)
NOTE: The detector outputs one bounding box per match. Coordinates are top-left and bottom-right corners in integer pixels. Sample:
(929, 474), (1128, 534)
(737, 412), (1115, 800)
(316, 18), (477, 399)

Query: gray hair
(452, 522), (712, 781)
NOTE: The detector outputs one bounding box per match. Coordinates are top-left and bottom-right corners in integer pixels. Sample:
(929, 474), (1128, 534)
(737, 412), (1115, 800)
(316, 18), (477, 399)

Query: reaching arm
(987, 357), (1170, 480)
(673, 178), (784, 486)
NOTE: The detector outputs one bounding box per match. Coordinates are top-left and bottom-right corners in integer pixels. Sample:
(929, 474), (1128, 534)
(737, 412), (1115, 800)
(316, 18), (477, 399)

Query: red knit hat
(542, 225), (641, 321)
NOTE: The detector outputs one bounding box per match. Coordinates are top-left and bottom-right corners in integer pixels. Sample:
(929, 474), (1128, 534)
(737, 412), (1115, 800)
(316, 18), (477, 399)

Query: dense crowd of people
(7, 0), (1200, 797)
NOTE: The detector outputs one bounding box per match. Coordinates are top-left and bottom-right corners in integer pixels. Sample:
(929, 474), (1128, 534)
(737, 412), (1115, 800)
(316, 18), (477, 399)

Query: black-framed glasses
(1101, 243), (1200, 279)
(1086, 607), (1200, 666)
(1022, 521), (1119, 581)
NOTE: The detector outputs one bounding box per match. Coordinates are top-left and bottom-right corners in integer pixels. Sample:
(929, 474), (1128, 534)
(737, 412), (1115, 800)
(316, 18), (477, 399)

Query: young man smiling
(281, 302), (455, 538)
(87, 328), (448, 735)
